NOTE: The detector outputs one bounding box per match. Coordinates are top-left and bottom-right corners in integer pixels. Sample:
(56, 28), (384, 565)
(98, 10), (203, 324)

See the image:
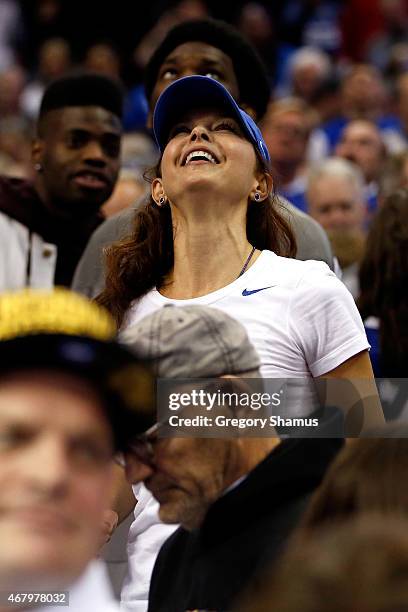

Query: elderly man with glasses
(115, 304), (342, 612)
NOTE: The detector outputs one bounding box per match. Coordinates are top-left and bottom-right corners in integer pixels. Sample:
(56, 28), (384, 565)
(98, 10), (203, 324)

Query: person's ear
(152, 178), (168, 207)
(32, 138), (45, 173)
(250, 172), (273, 203)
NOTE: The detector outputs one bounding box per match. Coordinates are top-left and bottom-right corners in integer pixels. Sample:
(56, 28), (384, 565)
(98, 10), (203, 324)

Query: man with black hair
(0, 73), (123, 289)
(72, 18), (333, 299)
(143, 17), (271, 123)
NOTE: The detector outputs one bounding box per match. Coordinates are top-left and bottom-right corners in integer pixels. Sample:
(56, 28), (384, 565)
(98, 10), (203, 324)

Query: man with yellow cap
(0, 288), (154, 612)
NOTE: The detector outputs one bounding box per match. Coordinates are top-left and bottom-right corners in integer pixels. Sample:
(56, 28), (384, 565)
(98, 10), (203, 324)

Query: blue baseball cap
(153, 75), (270, 164)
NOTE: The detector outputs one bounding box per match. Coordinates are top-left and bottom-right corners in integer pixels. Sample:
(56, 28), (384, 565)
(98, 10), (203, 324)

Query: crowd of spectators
(6, 0), (403, 375)
(1, 1), (408, 216)
(1, 1), (408, 611)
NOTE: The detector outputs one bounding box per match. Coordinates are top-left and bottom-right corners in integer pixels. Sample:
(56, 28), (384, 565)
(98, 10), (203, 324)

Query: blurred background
(1, 0), (407, 182)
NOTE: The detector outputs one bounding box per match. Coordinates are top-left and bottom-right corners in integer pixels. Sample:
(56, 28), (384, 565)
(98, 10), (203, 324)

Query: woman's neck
(160, 207), (258, 299)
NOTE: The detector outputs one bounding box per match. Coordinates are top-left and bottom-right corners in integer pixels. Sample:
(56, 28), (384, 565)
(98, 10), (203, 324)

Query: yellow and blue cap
(0, 288), (156, 449)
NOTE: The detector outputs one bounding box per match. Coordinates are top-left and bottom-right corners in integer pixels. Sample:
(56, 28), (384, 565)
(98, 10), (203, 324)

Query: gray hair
(289, 46), (331, 79)
(307, 157), (365, 201)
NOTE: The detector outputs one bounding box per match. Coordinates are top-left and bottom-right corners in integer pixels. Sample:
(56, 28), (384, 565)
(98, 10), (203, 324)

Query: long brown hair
(358, 188), (408, 376)
(97, 158), (296, 328)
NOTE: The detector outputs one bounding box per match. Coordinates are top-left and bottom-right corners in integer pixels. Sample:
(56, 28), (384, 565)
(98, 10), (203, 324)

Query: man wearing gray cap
(118, 305), (342, 612)
(115, 304), (262, 611)
(122, 303), (261, 378)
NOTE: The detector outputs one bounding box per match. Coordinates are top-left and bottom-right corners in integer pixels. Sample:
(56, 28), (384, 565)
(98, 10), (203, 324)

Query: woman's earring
(254, 192), (261, 202)
(155, 195), (167, 207)
(34, 163), (43, 173)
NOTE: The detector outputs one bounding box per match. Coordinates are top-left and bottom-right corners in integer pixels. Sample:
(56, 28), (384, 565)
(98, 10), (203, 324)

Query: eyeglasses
(115, 378), (257, 469)
(115, 420), (167, 469)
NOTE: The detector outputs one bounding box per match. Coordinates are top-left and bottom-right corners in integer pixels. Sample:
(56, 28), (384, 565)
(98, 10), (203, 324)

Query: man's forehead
(311, 177), (361, 204)
(44, 106), (122, 133)
(343, 122), (381, 142)
(0, 372), (109, 430)
(164, 41), (232, 68)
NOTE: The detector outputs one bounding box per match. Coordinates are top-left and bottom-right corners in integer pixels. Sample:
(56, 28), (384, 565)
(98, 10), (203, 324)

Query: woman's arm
(317, 349), (385, 435)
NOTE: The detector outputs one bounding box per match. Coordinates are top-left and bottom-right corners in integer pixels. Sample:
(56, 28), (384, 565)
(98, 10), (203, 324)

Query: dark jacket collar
(200, 438), (343, 543)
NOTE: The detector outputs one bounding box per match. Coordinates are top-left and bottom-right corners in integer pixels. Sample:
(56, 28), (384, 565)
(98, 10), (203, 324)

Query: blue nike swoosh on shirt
(242, 286), (275, 296)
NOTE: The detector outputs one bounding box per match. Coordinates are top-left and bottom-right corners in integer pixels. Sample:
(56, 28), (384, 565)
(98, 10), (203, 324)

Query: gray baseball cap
(120, 305), (261, 378)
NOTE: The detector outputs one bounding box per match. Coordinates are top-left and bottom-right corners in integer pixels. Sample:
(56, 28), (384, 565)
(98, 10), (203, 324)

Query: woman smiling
(98, 76), (383, 430)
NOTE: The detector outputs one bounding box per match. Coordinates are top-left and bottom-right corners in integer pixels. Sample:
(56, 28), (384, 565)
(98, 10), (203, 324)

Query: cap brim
(153, 75), (250, 152)
(0, 335), (156, 449)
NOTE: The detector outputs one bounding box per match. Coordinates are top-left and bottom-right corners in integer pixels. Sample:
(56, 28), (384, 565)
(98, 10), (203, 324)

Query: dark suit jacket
(148, 438), (342, 612)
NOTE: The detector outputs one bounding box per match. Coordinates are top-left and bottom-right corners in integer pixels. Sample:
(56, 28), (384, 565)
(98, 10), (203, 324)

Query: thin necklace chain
(237, 245), (256, 278)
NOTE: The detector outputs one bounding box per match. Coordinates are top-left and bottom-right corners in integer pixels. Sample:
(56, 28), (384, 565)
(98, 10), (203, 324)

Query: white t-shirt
(120, 253), (369, 607)
(125, 250), (369, 414)
(120, 484), (176, 611)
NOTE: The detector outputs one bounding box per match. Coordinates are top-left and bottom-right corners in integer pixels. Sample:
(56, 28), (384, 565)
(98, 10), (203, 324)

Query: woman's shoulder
(259, 252), (358, 314)
(261, 250), (336, 288)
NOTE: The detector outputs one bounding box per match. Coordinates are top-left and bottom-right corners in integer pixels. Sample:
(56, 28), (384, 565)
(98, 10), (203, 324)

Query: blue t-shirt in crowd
(365, 324), (380, 377)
